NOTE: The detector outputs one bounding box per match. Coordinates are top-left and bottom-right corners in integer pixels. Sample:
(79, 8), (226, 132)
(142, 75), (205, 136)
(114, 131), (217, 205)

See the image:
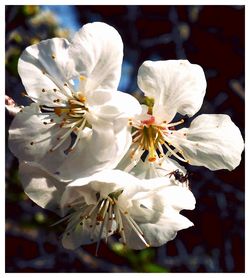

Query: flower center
(141, 124), (165, 162)
(60, 189), (150, 255)
(27, 77), (90, 153)
(127, 111), (188, 171)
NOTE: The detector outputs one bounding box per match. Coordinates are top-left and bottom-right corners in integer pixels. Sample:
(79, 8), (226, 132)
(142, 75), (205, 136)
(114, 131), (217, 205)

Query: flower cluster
(8, 22), (244, 253)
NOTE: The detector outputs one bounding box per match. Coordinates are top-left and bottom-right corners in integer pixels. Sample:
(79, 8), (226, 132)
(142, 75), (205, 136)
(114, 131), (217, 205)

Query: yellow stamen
(79, 75), (86, 81)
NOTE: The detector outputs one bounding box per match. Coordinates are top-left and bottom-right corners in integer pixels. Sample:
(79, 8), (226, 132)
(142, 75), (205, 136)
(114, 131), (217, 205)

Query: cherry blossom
(123, 60), (244, 173)
(9, 22), (141, 180)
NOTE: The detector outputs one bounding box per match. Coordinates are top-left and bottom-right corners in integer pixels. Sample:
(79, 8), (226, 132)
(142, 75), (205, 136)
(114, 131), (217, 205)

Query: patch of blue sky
(118, 60), (133, 92)
(41, 5), (81, 32)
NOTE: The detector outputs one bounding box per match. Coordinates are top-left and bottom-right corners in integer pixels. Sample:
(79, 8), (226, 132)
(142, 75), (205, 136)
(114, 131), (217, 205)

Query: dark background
(5, 5), (245, 272)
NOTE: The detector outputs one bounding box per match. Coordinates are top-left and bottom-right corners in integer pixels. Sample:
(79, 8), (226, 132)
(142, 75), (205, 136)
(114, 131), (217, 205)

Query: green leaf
(143, 263), (169, 273)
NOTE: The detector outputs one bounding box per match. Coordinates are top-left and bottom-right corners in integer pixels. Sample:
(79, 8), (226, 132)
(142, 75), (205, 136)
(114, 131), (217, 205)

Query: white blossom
(57, 170), (195, 252)
(123, 60), (244, 174)
(8, 22), (141, 180)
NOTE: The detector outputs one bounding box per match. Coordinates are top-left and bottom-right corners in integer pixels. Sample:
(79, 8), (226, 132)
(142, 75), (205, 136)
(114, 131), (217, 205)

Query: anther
(53, 88), (57, 92)
(148, 156), (157, 162)
(42, 89), (45, 92)
(30, 141), (34, 145)
(79, 75), (86, 81)
(51, 54), (56, 59)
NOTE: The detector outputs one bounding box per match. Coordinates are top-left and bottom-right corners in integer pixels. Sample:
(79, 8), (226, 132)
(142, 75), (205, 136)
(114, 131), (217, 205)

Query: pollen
(79, 75), (86, 81)
(77, 92), (86, 103)
(148, 156), (157, 162)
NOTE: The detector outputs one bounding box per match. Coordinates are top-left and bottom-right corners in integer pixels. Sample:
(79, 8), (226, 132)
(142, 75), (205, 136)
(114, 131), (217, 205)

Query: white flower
(124, 60), (244, 173)
(8, 22), (141, 180)
(57, 170), (195, 252)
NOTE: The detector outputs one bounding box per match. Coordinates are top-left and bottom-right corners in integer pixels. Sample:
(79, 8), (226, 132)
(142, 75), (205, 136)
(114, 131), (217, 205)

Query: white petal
(18, 38), (74, 105)
(8, 103), (70, 168)
(125, 186), (194, 249)
(87, 89), (142, 120)
(137, 60), (206, 122)
(138, 212), (194, 248)
(56, 122), (130, 180)
(62, 216), (96, 249)
(19, 161), (67, 215)
(129, 191), (165, 223)
(69, 22), (123, 92)
(130, 160), (161, 179)
(130, 158), (186, 179)
(55, 129), (104, 180)
(86, 90), (140, 164)
(172, 114), (244, 170)
(62, 215), (116, 250)
(130, 184), (195, 221)
(64, 170), (145, 201)
(155, 186), (196, 211)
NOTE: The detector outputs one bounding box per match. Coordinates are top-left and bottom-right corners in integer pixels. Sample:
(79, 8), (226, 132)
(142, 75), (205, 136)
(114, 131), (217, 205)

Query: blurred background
(5, 5), (245, 273)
